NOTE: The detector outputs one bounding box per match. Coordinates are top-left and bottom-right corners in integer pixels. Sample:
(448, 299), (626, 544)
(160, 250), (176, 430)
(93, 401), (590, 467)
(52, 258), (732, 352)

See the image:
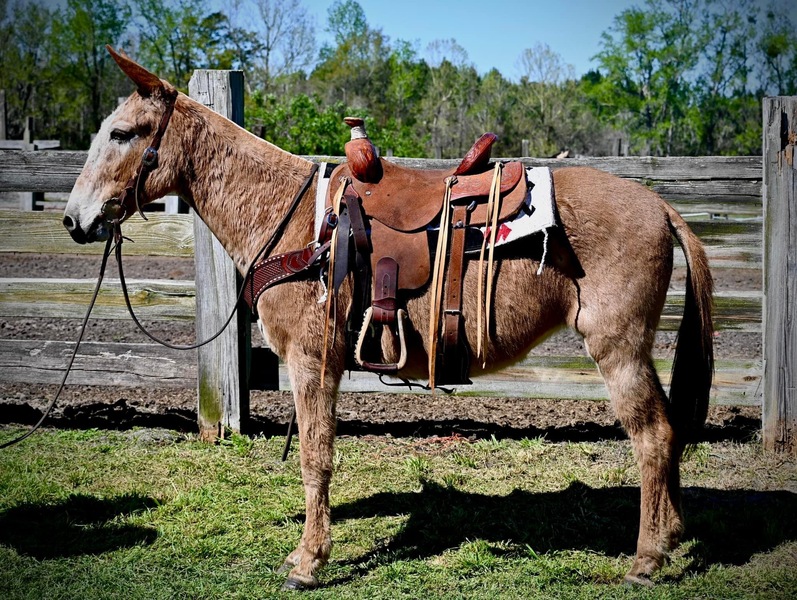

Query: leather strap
(114, 88), (178, 221)
(439, 203), (471, 385)
(372, 257), (399, 325)
(243, 240), (331, 310)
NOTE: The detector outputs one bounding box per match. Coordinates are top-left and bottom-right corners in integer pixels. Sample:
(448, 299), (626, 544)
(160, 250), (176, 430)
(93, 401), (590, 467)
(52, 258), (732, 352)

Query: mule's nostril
(63, 215), (75, 230)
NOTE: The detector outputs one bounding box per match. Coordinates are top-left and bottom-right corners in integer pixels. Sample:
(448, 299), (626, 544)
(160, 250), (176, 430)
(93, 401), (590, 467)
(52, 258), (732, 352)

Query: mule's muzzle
(63, 211), (113, 244)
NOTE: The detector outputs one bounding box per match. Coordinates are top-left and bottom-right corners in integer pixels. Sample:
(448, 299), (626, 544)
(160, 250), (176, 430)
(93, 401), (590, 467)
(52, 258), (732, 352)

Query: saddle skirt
(316, 161), (556, 290)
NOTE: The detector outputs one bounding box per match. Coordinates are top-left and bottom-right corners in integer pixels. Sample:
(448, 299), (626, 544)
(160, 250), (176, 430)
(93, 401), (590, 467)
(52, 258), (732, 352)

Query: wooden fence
(0, 154), (763, 393)
(3, 77), (791, 449)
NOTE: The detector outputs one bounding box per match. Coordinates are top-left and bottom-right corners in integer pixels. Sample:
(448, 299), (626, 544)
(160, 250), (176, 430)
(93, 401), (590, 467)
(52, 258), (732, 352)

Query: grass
(0, 425), (795, 599)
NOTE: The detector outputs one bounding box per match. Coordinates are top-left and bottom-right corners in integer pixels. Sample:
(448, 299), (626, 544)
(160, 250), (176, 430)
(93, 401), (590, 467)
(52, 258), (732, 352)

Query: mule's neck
(173, 95), (318, 273)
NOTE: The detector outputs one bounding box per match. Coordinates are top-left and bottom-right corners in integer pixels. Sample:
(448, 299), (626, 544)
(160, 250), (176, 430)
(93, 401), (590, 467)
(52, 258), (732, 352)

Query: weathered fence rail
(0, 150), (763, 409)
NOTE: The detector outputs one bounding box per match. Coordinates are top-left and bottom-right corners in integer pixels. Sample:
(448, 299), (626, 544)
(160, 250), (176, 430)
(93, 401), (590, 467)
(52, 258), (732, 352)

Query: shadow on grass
(0, 493), (159, 559)
(0, 400), (761, 444)
(323, 481), (797, 580)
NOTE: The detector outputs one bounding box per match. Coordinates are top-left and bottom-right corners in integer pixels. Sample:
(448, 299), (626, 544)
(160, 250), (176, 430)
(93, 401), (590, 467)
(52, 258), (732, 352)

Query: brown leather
(372, 257), (399, 324)
(369, 220), (430, 290)
(454, 133), (497, 176)
(439, 204), (471, 385)
(330, 159), (526, 232)
(243, 241), (330, 310)
(345, 137), (382, 183)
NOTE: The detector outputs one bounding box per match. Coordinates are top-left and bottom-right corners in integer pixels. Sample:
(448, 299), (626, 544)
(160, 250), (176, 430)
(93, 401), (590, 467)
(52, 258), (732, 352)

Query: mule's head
(63, 46), (180, 243)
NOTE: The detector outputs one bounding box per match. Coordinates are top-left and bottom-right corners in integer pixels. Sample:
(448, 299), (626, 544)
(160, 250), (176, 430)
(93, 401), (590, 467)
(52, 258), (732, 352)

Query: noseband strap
(107, 87), (179, 221)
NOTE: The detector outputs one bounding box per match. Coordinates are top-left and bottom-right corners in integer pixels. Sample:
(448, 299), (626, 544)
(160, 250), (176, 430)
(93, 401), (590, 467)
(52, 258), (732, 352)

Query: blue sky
(301, 0), (643, 79)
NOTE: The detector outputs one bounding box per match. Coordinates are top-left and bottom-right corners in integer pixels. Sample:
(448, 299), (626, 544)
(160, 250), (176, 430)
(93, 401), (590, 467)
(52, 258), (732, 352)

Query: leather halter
(102, 87), (179, 222)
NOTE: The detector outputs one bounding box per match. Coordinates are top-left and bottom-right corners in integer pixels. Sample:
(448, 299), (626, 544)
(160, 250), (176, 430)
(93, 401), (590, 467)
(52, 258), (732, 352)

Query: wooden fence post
(763, 96), (797, 455)
(20, 118), (43, 211)
(189, 70), (250, 441)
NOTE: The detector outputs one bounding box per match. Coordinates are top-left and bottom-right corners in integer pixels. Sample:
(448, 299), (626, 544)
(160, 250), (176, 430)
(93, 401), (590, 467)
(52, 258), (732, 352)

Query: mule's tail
(666, 204), (714, 444)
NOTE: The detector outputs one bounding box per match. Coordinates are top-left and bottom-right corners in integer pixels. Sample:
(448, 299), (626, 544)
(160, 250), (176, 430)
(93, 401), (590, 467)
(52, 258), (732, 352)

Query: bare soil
(0, 252), (762, 441)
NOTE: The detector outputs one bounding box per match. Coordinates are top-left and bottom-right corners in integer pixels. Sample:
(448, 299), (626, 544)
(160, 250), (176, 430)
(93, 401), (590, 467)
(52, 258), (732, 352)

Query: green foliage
(3, 0), (796, 154)
(247, 90), (350, 155)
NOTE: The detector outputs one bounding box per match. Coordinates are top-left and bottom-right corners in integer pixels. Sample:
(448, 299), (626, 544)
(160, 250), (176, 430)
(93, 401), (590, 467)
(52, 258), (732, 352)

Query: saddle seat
(327, 157), (527, 290)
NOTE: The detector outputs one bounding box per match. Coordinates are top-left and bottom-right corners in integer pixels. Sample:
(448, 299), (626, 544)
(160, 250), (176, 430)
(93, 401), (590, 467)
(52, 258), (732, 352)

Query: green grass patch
(0, 426), (795, 598)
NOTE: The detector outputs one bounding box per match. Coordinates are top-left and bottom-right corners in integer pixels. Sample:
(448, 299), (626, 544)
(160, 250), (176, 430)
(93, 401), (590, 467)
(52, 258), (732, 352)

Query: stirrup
(354, 307), (408, 373)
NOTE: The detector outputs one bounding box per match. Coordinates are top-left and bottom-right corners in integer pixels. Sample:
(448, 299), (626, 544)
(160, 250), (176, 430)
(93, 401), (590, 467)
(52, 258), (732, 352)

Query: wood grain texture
(189, 70), (250, 438)
(0, 278), (195, 320)
(763, 97), (797, 454)
(0, 340), (758, 406)
(0, 339), (195, 387)
(0, 209), (194, 256)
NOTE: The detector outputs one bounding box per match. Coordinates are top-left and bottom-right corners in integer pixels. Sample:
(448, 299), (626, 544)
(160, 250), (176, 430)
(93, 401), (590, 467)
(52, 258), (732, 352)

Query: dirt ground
(0, 253), (762, 442)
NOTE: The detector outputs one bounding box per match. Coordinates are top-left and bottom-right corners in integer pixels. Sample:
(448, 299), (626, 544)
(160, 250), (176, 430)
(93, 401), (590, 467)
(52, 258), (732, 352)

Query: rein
(1, 120), (318, 448)
(111, 162), (319, 350)
(0, 236), (115, 449)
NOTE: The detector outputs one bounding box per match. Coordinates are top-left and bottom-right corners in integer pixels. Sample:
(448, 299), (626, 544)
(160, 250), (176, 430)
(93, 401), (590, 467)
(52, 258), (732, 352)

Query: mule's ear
(106, 45), (163, 97)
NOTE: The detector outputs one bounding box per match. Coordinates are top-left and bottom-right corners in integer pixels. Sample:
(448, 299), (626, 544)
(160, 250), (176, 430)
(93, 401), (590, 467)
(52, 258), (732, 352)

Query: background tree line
(1, 0), (795, 156)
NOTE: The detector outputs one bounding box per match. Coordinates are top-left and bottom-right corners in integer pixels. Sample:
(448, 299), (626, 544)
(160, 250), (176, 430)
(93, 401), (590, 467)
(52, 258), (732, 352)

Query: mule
(63, 48), (713, 589)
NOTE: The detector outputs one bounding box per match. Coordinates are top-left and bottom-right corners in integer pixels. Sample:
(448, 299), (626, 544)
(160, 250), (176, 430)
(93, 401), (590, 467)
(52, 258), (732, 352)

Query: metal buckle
(101, 198), (127, 221)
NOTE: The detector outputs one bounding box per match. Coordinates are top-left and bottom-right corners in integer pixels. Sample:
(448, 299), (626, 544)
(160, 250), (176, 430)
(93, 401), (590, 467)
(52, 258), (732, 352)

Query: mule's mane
(172, 94), (317, 273)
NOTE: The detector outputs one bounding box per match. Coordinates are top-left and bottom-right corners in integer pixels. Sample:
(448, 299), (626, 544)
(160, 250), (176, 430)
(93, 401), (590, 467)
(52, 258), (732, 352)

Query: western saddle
(324, 127), (529, 386)
(243, 124), (530, 387)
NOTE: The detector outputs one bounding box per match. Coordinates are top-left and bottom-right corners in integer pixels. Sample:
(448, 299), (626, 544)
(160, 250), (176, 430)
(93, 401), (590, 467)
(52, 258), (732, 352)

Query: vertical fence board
(763, 97), (797, 454)
(189, 70), (250, 440)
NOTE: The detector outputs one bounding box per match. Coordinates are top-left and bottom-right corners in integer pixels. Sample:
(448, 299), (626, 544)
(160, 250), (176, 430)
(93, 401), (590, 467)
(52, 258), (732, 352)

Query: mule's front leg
(279, 353), (340, 591)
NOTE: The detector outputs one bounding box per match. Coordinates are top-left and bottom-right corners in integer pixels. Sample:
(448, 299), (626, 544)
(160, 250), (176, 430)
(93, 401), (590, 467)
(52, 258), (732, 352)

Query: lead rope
(113, 164), (319, 351)
(0, 236), (115, 449)
(1, 164), (318, 450)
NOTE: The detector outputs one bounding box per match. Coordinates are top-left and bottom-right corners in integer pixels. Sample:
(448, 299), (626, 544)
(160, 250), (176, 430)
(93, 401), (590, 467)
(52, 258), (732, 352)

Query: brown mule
(62, 48), (713, 590)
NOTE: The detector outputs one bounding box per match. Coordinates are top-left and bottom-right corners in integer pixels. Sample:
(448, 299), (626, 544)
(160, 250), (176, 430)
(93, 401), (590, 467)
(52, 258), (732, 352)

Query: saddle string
(320, 177), (349, 388)
(428, 176), (455, 388)
(476, 162), (504, 367)
(0, 236), (115, 449)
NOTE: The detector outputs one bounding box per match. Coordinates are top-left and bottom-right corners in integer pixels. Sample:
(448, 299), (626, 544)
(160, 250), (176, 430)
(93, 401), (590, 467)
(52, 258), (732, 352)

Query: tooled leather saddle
(243, 131), (530, 387)
(325, 132), (529, 386)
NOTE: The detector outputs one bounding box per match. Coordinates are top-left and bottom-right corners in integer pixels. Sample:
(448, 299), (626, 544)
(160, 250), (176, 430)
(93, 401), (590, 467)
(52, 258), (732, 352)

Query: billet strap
(439, 203), (471, 385)
(476, 162), (503, 366)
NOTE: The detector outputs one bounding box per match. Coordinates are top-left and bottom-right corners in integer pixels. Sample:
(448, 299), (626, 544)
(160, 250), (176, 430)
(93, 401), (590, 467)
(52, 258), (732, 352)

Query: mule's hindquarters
(552, 167), (713, 583)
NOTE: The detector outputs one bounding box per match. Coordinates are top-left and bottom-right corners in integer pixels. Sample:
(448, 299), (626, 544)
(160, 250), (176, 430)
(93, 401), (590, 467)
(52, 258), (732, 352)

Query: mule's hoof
(624, 573), (654, 587)
(282, 576), (319, 591)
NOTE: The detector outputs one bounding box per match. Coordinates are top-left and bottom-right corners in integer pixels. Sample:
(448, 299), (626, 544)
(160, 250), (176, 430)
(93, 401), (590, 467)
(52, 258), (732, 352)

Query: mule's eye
(110, 128), (135, 143)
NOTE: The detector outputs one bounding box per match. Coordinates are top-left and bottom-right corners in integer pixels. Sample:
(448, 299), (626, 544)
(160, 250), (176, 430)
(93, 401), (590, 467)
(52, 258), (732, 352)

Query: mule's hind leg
(278, 350), (340, 590)
(589, 343), (684, 584)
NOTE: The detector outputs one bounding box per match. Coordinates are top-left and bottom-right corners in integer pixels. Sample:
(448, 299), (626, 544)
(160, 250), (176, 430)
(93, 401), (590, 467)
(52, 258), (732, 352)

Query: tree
(757, 2), (797, 95)
(592, 0), (702, 155)
(249, 0), (315, 93)
(690, 0), (757, 154)
(50, 0), (131, 142)
(133, 0), (262, 90)
(419, 39), (479, 158)
(0, 0), (56, 139)
(311, 0), (390, 110)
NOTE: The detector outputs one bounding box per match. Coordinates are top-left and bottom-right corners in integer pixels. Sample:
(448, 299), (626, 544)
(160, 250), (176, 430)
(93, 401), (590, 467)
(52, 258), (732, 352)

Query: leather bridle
(1, 88), (320, 450)
(102, 87), (178, 223)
